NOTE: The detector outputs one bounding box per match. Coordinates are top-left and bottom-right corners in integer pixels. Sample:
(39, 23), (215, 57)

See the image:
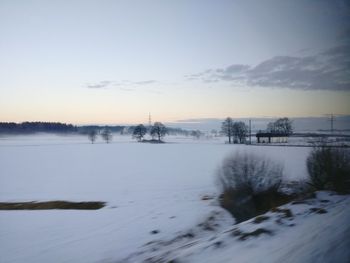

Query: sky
(0, 0), (349, 124)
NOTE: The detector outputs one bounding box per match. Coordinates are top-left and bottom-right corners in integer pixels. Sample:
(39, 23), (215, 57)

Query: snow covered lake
(0, 134), (312, 262)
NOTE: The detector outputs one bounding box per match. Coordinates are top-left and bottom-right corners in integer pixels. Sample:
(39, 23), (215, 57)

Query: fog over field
(167, 116), (350, 132)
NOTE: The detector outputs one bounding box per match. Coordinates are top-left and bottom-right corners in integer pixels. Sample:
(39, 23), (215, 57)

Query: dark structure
(256, 132), (288, 143)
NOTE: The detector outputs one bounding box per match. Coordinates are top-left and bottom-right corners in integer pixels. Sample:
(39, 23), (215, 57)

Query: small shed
(256, 132), (288, 143)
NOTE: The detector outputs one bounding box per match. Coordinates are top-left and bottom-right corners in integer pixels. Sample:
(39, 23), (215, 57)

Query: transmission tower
(148, 112), (152, 127)
(325, 114), (335, 134)
(249, 119), (252, 145)
(331, 114), (334, 134)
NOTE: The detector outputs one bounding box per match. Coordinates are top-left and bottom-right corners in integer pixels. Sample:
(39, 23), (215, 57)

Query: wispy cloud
(86, 80), (112, 89)
(85, 80), (158, 90)
(186, 45), (350, 91)
(134, 80), (156, 85)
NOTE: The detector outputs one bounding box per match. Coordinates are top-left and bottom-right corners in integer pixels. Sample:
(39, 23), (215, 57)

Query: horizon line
(1, 114), (349, 126)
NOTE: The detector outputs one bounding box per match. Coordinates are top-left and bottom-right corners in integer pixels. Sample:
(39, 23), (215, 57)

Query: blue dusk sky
(0, 0), (349, 124)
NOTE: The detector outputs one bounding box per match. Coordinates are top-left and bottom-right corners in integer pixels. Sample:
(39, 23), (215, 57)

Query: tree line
(87, 122), (169, 144)
(221, 117), (293, 144)
(132, 122), (167, 142)
(0, 122), (77, 133)
(1, 118), (293, 145)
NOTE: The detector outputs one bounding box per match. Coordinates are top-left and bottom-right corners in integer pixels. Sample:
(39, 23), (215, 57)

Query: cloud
(187, 45), (350, 91)
(119, 87), (135, 91)
(85, 80), (157, 90)
(86, 80), (112, 89)
(134, 80), (156, 85)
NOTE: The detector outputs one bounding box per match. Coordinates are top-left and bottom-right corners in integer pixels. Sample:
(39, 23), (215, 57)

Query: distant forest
(0, 122), (78, 134)
(0, 122), (192, 135)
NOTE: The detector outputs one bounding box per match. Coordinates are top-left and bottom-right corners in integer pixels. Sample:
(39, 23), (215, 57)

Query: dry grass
(0, 201), (105, 210)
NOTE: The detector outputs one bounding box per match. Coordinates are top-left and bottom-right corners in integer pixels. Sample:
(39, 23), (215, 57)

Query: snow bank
(123, 192), (350, 263)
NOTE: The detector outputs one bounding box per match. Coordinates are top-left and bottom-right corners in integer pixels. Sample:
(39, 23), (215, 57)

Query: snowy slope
(122, 192), (350, 263)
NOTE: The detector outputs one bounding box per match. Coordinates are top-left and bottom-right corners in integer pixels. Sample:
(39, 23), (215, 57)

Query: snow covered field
(0, 134), (348, 263)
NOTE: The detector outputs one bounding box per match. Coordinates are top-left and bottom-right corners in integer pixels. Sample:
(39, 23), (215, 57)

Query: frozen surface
(0, 134), (325, 263)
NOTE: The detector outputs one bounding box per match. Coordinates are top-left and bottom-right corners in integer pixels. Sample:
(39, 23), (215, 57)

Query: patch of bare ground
(253, 215), (270, 224)
(0, 201), (105, 210)
(229, 227), (273, 241)
(271, 207), (293, 218)
(309, 207), (328, 214)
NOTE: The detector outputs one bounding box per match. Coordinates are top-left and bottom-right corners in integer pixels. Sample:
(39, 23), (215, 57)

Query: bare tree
(191, 130), (202, 139)
(267, 122), (275, 133)
(233, 121), (248, 143)
(132, 124), (147, 142)
(88, 130), (98, 144)
(211, 129), (218, 137)
(221, 117), (234, 144)
(101, 128), (112, 143)
(150, 122), (167, 142)
(267, 117), (293, 135)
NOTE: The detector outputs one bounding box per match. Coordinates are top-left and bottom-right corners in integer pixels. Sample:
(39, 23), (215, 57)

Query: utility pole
(249, 119), (252, 145)
(330, 114), (334, 134)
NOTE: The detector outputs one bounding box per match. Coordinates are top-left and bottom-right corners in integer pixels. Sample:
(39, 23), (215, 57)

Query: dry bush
(307, 146), (350, 194)
(217, 152), (283, 194)
(217, 152), (289, 222)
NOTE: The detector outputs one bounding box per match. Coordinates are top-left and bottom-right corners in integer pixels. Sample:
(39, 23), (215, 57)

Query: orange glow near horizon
(1, 87), (349, 125)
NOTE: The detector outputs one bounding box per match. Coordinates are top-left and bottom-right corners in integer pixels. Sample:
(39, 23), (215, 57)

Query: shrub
(217, 152), (288, 222)
(307, 146), (350, 194)
(217, 152), (283, 194)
